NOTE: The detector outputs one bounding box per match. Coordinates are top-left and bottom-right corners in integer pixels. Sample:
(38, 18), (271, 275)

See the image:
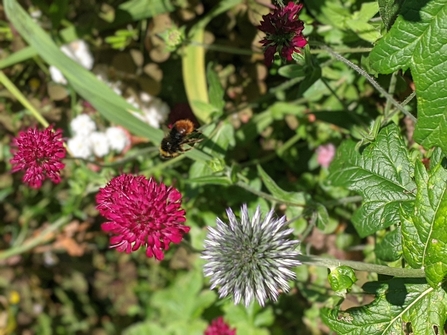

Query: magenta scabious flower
(96, 174), (190, 260)
(204, 317), (236, 335)
(10, 126), (66, 189)
(258, 1), (307, 66)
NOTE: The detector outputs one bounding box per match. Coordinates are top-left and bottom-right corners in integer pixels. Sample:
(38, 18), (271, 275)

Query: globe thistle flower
(10, 126), (66, 189)
(258, 1), (307, 66)
(96, 174), (190, 260)
(202, 204), (301, 307)
(204, 317), (236, 335)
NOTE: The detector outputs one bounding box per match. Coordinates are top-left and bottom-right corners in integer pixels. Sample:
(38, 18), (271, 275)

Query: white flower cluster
(50, 40), (94, 85)
(128, 92), (169, 129)
(67, 114), (130, 159)
(93, 66), (170, 129)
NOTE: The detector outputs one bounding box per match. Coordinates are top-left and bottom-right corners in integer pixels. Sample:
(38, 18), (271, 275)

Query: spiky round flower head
(10, 126), (66, 189)
(204, 316), (236, 335)
(96, 174), (190, 260)
(202, 204), (301, 307)
(257, 1), (307, 66)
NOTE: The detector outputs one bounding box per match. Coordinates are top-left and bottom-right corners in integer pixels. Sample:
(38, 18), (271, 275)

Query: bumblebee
(159, 119), (202, 159)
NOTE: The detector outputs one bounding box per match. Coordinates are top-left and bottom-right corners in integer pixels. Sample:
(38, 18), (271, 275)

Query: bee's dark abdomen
(161, 138), (180, 154)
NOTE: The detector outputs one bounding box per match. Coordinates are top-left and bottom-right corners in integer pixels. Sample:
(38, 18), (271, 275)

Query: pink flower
(204, 317), (236, 335)
(316, 143), (336, 168)
(10, 126), (66, 189)
(96, 174), (190, 260)
(258, 1), (307, 66)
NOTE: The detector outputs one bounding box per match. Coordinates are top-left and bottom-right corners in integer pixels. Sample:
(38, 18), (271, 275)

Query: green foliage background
(1, 0), (447, 334)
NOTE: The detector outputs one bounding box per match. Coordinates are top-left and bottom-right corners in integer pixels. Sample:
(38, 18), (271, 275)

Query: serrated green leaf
(402, 161), (447, 287)
(257, 165), (307, 206)
(400, 205), (421, 268)
(378, 0), (405, 30)
(413, 163), (447, 287)
(328, 123), (416, 237)
(375, 227), (402, 262)
(328, 266), (357, 292)
(322, 278), (447, 335)
(370, 0), (447, 152)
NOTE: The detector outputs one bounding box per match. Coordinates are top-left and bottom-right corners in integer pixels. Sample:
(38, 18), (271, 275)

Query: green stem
(0, 71), (49, 127)
(0, 216), (71, 260)
(310, 47), (372, 54)
(384, 72), (397, 117)
(384, 91), (416, 123)
(299, 254), (426, 278)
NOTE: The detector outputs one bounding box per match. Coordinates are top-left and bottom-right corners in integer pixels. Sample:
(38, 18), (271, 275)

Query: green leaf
(202, 121), (235, 159)
(278, 64), (306, 79)
(151, 270), (215, 322)
(186, 175), (232, 186)
(314, 203), (330, 231)
(257, 165), (307, 206)
(345, 2), (380, 43)
(401, 161), (447, 287)
(190, 101), (219, 116)
(328, 266), (357, 292)
(322, 278), (447, 335)
(207, 63), (225, 112)
(182, 0), (242, 123)
(0, 47), (37, 70)
(123, 322), (165, 335)
(375, 227), (402, 262)
(223, 302), (272, 335)
(3, 0), (162, 143)
(328, 123), (416, 237)
(370, 0), (447, 153)
(378, 0), (405, 30)
(305, 0), (350, 30)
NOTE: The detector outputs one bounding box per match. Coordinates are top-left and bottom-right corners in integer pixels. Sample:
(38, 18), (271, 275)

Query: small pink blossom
(316, 143), (336, 168)
(204, 317), (236, 335)
(258, 1), (307, 66)
(96, 174), (190, 260)
(10, 126), (66, 188)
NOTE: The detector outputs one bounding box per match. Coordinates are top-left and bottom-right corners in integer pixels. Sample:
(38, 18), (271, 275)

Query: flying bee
(159, 119), (202, 159)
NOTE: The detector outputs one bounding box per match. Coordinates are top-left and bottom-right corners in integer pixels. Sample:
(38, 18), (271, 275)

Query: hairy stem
(314, 44), (417, 123)
(299, 254), (426, 278)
